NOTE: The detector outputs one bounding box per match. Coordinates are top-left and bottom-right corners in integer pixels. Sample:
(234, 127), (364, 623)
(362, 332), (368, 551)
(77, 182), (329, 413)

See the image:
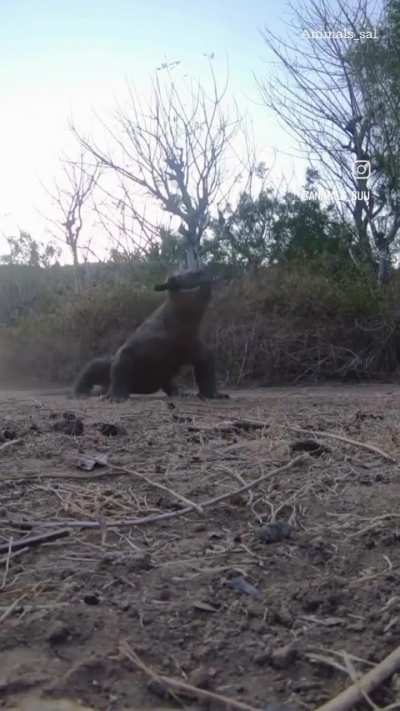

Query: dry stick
(290, 426), (397, 463)
(187, 418), (268, 434)
(313, 643), (400, 711)
(216, 463), (254, 505)
(111, 464), (204, 514)
(0, 546), (30, 566)
(30, 454), (309, 530)
(0, 438), (22, 453)
(0, 528), (70, 555)
(1, 537), (13, 589)
(342, 651), (376, 710)
(0, 593), (27, 624)
(121, 642), (263, 711)
(0, 469), (132, 483)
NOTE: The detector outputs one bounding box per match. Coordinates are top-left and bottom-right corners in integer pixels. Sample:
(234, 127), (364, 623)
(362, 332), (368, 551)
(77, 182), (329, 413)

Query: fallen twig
(314, 643), (400, 711)
(0, 438), (22, 452)
(0, 546), (30, 566)
(121, 641), (263, 710)
(25, 455), (308, 530)
(216, 463), (254, 506)
(1, 537), (13, 588)
(0, 593), (27, 624)
(0, 469), (132, 483)
(111, 464), (203, 514)
(289, 426), (396, 463)
(0, 528), (70, 555)
(188, 418), (269, 434)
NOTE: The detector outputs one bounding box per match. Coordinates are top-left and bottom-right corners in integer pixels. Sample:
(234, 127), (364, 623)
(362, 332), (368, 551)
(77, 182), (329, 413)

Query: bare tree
(260, 0), (400, 282)
(72, 65), (242, 270)
(348, 0), (400, 282)
(46, 152), (100, 290)
(91, 174), (164, 263)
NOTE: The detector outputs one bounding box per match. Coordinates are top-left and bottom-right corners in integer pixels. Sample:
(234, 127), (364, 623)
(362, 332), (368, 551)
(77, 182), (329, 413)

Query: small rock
(258, 521), (291, 544)
(193, 600), (218, 613)
(125, 553), (152, 573)
(192, 644), (213, 661)
(254, 648), (272, 665)
(52, 415), (83, 436)
(189, 666), (215, 690)
(47, 621), (70, 645)
(290, 439), (330, 456)
(247, 602), (264, 618)
(302, 594), (323, 613)
(293, 678), (321, 691)
(119, 599), (131, 612)
(229, 494), (247, 507)
(3, 428), (17, 440)
(147, 678), (171, 699)
(228, 575), (261, 598)
(159, 586), (171, 601)
(270, 643), (298, 670)
(68, 581), (81, 593)
(77, 452), (108, 471)
(83, 592), (100, 606)
(62, 411), (78, 421)
(193, 523), (207, 532)
(347, 619), (365, 632)
(97, 422), (127, 437)
(208, 530), (224, 540)
(251, 620), (266, 634)
(77, 455), (97, 471)
(275, 605), (293, 627)
(306, 536), (333, 564)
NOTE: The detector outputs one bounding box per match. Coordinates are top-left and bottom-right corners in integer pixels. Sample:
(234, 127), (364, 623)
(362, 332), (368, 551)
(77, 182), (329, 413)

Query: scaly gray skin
(74, 268), (228, 401)
(154, 268), (213, 292)
(74, 355), (180, 398)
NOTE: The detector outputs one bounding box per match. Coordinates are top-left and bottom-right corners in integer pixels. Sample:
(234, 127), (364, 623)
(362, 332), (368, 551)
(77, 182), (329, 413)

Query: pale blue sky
(0, 0), (306, 257)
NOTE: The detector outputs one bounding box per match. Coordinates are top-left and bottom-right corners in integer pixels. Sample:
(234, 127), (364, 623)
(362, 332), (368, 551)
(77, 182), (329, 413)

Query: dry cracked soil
(1, 383), (400, 710)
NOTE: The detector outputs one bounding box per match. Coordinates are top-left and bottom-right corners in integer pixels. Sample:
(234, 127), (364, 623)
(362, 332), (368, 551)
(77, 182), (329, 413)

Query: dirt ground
(1, 383), (400, 710)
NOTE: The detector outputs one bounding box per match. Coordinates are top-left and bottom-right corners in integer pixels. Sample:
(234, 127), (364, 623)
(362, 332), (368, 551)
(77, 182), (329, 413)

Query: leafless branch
(260, 0), (399, 279)
(71, 64), (243, 269)
(45, 151), (101, 288)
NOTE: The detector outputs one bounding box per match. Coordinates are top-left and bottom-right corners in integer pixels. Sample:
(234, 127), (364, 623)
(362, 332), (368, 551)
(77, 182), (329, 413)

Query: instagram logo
(353, 160), (370, 179)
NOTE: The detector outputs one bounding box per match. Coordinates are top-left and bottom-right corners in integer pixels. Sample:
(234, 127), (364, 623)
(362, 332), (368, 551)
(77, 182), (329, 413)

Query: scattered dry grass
(1, 385), (400, 709)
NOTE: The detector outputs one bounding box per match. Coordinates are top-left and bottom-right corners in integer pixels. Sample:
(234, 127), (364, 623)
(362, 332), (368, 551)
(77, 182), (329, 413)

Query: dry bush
(1, 263), (400, 387)
(206, 266), (400, 385)
(0, 283), (161, 385)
